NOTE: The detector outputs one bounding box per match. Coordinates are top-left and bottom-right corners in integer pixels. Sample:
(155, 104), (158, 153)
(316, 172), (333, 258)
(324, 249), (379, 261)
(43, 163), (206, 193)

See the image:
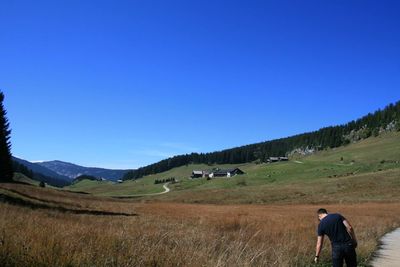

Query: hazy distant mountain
(38, 160), (129, 181)
(12, 157), (71, 186)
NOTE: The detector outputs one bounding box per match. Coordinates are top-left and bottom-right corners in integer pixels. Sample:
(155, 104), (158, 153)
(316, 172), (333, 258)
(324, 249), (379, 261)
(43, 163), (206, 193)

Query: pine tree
(0, 91), (14, 182)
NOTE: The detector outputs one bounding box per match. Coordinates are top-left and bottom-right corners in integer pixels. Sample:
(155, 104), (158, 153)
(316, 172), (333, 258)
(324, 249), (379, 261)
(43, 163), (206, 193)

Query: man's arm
(343, 219), (357, 247)
(315, 235), (324, 263)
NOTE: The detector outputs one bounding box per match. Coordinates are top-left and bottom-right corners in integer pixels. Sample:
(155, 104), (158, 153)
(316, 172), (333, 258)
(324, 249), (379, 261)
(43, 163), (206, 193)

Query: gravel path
(370, 228), (400, 267)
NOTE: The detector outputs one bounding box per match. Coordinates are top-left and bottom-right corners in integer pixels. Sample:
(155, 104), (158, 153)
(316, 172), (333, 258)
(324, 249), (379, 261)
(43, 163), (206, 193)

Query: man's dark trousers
(332, 242), (357, 267)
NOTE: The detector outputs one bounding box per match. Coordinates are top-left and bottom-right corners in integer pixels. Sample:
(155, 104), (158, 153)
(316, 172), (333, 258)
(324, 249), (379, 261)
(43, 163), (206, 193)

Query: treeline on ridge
(73, 175), (101, 183)
(123, 101), (400, 180)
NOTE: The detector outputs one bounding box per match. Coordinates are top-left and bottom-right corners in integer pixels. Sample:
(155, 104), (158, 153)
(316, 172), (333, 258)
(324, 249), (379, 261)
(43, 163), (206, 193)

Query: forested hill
(123, 101), (400, 180)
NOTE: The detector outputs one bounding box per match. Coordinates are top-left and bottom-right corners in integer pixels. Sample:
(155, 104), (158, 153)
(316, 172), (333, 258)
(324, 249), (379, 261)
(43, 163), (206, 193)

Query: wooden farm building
(267, 156), (289, 163)
(268, 157), (280, 162)
(191, 170), (204, 178)
(191, 168), (245, 179)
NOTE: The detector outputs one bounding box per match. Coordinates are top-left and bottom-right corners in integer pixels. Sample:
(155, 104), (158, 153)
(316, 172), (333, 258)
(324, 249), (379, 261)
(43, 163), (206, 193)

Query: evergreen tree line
(0, 91), (13, 182)
(124, 101), (400, 180)
(12, 160), (34, 178)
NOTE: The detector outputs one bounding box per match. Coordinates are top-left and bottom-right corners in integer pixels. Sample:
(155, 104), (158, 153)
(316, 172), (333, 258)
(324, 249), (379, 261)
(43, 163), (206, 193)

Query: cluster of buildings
(191, 157), (289, 179)
(190, 156), (289, 179)
(191, 168), (245, 179)
(266, 156), (289, 163)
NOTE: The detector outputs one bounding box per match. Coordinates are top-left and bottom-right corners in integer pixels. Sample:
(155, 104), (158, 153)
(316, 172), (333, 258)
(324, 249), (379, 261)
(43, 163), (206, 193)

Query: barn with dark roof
(212, 168), (244, 177)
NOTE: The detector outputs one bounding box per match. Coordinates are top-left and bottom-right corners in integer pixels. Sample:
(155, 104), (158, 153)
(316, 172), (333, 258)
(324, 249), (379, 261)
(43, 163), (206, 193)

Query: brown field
(1, 183), (400, 267)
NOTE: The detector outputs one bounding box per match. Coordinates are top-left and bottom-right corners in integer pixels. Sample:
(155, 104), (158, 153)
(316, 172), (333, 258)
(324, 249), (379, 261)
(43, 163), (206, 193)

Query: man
(314, 208), (358, 267)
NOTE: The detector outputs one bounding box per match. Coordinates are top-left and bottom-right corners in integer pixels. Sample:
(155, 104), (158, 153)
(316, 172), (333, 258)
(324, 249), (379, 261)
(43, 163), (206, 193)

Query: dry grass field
(1, 182), (400, 267)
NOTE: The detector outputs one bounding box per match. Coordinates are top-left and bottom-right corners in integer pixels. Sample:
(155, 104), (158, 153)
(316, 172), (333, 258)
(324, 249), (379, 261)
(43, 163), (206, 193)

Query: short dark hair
(317, 208), (328, 214)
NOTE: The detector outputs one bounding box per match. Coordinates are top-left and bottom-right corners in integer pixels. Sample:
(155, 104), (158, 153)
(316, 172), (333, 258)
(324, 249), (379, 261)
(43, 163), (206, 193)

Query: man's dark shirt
(318, 213), (352, 244)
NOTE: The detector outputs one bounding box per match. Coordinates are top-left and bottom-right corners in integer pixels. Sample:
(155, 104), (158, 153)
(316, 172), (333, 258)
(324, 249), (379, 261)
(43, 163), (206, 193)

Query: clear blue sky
(1, 0), (399, 169)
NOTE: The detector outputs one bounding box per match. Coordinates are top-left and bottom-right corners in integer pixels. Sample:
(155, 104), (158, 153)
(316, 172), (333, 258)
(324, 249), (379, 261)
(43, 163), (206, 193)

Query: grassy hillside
(12, 173), (39, 186)
(123, 101), (400, 180)
(66, 177), (168, 196)
(66, 131), (400, 203)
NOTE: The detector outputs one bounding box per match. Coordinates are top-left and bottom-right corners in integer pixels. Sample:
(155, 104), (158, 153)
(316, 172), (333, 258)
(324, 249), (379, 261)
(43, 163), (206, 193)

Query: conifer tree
(0, 91), (13, 182)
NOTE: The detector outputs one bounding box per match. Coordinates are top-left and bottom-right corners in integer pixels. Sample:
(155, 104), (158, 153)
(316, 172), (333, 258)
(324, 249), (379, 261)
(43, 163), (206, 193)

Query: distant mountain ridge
(13, 157), (130, 186)
(38, 160), (129, 181)
(12, 157), (71, 187)
(13, 157), (71, 181)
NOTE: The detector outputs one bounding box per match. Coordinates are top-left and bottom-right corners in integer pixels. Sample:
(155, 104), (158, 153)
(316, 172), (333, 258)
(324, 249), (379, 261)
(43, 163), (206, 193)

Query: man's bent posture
(315, 208), (358, 267)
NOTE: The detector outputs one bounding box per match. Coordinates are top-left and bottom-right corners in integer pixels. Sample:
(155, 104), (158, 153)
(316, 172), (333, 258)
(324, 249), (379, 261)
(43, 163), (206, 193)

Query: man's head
(317, 208), (328, 221)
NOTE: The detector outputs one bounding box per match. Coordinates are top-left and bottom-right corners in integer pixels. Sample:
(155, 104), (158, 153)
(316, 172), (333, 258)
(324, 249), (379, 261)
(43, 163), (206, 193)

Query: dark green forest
(12, 161), (34, 178)
(123, 101), (400, 180)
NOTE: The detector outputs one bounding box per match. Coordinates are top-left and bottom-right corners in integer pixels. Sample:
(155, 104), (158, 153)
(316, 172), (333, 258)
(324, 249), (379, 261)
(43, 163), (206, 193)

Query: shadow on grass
(0, 193), (137, 217)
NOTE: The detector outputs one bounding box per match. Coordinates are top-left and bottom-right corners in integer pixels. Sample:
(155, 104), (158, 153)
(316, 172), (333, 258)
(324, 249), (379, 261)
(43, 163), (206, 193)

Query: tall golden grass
(1, 183), (400, 266)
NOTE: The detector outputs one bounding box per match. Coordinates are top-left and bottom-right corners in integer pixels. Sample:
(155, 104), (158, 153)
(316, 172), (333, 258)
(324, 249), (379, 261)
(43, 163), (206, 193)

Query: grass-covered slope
(66, 177), (169, 196)
(123, 101), (400, 180)
(12, 173), (39, 186)
(66, 132), (400, 203)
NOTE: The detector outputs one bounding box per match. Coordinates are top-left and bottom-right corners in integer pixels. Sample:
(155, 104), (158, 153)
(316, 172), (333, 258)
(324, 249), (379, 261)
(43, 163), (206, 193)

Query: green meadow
(65, 131), (400, 203)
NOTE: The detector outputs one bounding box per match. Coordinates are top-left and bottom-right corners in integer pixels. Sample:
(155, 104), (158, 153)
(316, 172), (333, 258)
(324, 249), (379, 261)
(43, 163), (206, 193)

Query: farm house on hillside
(191, 170), (211, 178)
(268, 157), (280, 162)
(191, 170), (203, 178)
(191, 168), (245, 179)
(266, 156), (289, 163)
(212, 168), (245, 178)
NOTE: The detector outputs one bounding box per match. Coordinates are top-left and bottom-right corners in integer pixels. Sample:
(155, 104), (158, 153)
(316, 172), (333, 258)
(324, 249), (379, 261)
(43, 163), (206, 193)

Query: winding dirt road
(113, 183), (170, 198)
